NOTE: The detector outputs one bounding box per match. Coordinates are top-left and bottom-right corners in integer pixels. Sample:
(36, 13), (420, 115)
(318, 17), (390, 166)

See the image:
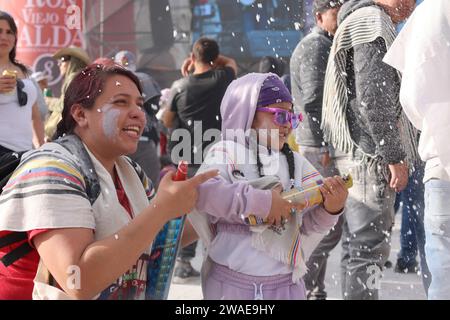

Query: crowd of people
(0, 0), (449, 300)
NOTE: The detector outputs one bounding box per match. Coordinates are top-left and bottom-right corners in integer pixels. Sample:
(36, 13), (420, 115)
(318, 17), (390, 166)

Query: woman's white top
(0, 79), (37, 152)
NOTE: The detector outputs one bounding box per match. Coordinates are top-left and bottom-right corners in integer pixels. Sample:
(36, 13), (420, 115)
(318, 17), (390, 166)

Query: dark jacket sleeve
(353, 37), (406, 164)
(293, 34), (332, 147)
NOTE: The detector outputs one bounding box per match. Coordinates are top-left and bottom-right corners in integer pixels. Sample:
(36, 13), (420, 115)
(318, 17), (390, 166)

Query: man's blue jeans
(394, 164), (431, 295)
(425, 178), (450, 299)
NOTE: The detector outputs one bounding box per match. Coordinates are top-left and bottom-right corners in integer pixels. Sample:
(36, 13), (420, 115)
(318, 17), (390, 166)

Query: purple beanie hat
(257, 74), (293, 108)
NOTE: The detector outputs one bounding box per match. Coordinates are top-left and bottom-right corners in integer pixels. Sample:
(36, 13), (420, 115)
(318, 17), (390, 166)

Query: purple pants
(203, 261), (307, 300)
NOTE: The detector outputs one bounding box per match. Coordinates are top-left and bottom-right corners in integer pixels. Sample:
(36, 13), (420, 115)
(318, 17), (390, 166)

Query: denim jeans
(334, 151), (395, 300)
(424, 179), (450, 299)
(299, 146), (343, 300)
(394, 164), (430, 294)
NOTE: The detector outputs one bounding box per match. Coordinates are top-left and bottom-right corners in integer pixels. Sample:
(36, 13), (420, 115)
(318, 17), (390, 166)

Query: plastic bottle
(245, 174), (353, 225)
(173, 160), (188, 182)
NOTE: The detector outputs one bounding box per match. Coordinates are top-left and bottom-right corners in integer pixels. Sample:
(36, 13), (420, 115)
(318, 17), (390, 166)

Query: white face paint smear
(100, 104), (121, 141)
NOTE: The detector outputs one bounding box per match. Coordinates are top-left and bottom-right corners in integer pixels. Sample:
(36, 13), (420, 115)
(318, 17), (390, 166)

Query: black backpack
(0, 152), (25, 193)
(0, 135), (118, 267)
(0, 151), (28, 266)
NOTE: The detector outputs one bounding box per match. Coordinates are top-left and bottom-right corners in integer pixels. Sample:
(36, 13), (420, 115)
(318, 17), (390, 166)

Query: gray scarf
(322, 5), (419, 168)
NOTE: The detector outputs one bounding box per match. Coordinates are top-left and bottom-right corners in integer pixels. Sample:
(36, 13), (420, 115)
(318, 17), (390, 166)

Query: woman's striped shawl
(321, 5), (419, 166)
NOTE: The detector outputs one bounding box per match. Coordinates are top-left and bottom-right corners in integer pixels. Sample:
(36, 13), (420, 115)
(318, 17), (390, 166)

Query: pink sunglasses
(256, 107), (303, 129)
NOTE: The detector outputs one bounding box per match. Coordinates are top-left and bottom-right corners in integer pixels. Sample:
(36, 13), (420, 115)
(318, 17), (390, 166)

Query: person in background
(384, 0), (449, 299)
(31, 71), (48, 91)
(114, 50), (162, 187)
(258, 56), (291, 93)
(0, 11), (44, 158)
(163, 37), (237, 284)
(30, 71), (50, 121)
(156, 88), (172, 157)
(390, 0), (429, 297)
(290, 0), (346, 300)
(45, 46), (90, 141)
(321, 0), (417, 300)
(93, 57), (114, 67)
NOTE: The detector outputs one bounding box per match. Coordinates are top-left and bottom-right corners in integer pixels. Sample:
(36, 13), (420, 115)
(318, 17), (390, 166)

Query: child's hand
(266, 189), (295, 226)
(319, 176), (348, 215)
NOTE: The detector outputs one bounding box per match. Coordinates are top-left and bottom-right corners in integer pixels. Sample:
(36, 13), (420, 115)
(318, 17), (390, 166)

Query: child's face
(252, 101), (293, 151)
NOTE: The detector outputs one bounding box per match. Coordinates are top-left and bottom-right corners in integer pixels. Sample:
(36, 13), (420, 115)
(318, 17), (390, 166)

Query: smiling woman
(54, 65), (148, 174)
(0, 63), (218, 300)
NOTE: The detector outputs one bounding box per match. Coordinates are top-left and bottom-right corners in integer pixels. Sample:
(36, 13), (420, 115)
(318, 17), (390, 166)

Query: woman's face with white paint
(78, 74), (146, 159)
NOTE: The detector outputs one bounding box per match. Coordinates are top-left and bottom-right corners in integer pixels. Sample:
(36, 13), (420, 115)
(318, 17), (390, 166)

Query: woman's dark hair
(281, 143), (295, 188)
(0, 11), (29, 76)
(54, 63), (142, 140)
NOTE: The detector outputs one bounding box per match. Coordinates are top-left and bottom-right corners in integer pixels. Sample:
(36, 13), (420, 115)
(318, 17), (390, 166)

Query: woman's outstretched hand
(152, 169), (219, 219)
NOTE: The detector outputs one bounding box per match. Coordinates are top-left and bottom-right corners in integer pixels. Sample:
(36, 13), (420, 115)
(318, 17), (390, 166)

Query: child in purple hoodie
(189, 73), (348, 300)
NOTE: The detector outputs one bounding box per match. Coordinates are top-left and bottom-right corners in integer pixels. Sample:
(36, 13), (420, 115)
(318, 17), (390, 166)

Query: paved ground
(168, 212), (427, 300)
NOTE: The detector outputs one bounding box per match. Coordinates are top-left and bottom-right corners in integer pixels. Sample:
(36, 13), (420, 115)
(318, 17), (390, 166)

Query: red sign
(0, 0), (84, 91)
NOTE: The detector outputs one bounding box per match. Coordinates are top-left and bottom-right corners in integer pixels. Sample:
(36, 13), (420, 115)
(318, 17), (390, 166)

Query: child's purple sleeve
(301, 206), (342, 235)
(195, 176), (272, 221)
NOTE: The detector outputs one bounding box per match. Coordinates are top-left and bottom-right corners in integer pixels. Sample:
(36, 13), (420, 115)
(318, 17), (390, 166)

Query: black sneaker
(172, 260), (200, 284)
(394, 259), (419, 274)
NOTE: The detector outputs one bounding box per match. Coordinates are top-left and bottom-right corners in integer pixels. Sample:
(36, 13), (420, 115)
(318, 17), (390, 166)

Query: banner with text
(0, 0), (84, 94)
